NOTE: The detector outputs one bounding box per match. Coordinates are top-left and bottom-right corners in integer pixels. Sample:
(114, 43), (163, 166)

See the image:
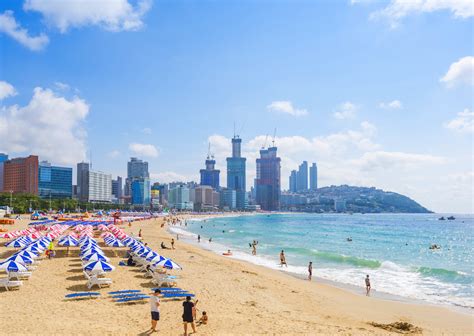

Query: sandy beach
(0, 216), (472, 335)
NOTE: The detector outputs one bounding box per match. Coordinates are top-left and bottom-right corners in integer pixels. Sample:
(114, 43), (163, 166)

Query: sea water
(171, 213), (473, 310)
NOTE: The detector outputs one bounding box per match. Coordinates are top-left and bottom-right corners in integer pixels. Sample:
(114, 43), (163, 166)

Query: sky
(0, 0), (473, 213)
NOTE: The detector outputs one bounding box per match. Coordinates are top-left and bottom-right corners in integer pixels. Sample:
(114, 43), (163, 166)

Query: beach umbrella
(83, 260), (115, 274)
(0, 260), (28, 272)
(121, 237), (136, 246)
(80, 247), (103, 257)
(17, 250), (38, 259)
(107, 240), (124, 248)
(7, 254), (34, 264)
(82, 253), (110, 262)
(5, 239), (28, 248)
(58, 236), (78, 247)
(22, 245), (41, 254)
(148, 255), (165, 264)
(154, 258), (181, 270)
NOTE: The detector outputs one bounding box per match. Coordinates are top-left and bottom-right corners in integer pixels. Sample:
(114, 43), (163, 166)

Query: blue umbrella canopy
(7, 254), (34, 264)
(80, 247), (104, 256)
(121, 237), (136, 246)
(148, 254), (165, 264)
(107, 240), (124, 247)
(0, 260), (29, 272)
(83, 260), (115, 273)
(154, 258), (182, 270)
(17, 250), (38, 259)
(5, 240), (28, 248)
(82, 252), (109, 262)
(59, 236), (78, 247)
(22, 245), (40, 254)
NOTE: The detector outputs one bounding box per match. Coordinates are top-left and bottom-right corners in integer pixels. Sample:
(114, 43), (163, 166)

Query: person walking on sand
(182, 296), (197, 336)
(308, 262), (313, 281)
(198, 234), (201, 243)
(149, 289), (161, 333)
(171, 238), (175, 249)
(365, 274), (371, 296)
(280, 250), (287, 267)
(139, 229), (143, 239)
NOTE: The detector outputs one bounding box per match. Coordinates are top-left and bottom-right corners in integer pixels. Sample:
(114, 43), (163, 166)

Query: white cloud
(24, 0), (152, 33)
(151, 171), (189, 183)
(107, 150), (121, 158)
(379, 100), (402, 109)
(350, 151), (446, 171)
(444, 109), (474, 133)
(333, 101), (358, 120)
(142, 127), (152, 134)
(129, 143), (159, 158)
(0, 10), (49, 51)
(267, 101), (308, 117)
(54, 81), (70, 91)
(369, 0), (474, 27)
(440, 56), (474, 88)
(0, 86), (89, 165)
(0, 81), (17, 100)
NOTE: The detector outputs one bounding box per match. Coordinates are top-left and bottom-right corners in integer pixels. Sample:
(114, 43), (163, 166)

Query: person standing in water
(251, 240), (258, 255)
(197, 235), (201, 243)
(279, 250), (287, 267)
(365, 275), (371, 296)
(308, 262), (313, 281)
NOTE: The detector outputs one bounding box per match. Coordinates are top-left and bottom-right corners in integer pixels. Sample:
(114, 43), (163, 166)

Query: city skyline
(0, 1), (472, 213)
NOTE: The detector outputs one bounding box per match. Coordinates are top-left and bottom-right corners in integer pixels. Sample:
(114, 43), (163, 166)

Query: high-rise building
(193, 185), (219, 211)
(38, 161), (72, 199)
(168, 184), (193, 210)
(220, 188), (236, 210)
(0, 153), (9, 192)
(126, 157), (149, 196)
(131, 177), (150, 206)
(255, 146), (281, 211)
(309, 162), (318, 191)
(200, 156), (220, 190)
(76, 162), (112, 203)
(112, 176), (123, 202)
(151, 182), (168, 206)
(296, 161), (308, 192)
(77, 162), (90, 202)
(88, 170), (112, 203)
(3, 155), (39, 195)
(289, 170), (297, 192)
(226, 135), (247, 209)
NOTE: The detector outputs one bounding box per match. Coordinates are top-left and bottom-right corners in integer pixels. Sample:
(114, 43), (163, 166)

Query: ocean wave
(416, 266), (468, 280)
(311, 250), (381, 268)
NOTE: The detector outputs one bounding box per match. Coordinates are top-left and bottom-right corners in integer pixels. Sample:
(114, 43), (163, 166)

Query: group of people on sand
(148, 290), (207, 335)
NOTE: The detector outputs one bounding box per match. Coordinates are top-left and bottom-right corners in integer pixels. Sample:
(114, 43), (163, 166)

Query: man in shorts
(149, 289), (161, 332)
(365, 275), (371, 296)
(183, 296), (197, 335)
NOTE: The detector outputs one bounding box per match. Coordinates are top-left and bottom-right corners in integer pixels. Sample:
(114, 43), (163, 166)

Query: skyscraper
(0, 153), (9, 192)
(126, 157), (149, 196)
(3, 155), (39, 195)
(296, 161), (308, 192)
(200, 155), (220, 190)
(289, 170), (297, 192)
(255, 146), (281, 211)
(131, 177), (151, 206)
(38, 161), (72, 199)
(309, 162), (318, 191)
(77, 162), (90, 202)
(76, 162), (112, 203)
(112, 176), (123, 200)
(226, 135), (246, 209)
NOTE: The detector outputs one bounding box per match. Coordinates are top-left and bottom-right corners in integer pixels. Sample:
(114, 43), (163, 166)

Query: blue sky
(0, 0), (472, 213)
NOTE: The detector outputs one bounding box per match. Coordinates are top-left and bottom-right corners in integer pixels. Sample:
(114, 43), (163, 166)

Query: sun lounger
(111, 293), (147, 299)
(153, 287), (184, 291)
(115, 296), (150, 303)
(83, 271), (112, 289)
(8, 271), (32, 280)
(162, 293), (195, 298)
(0, 277), (23, 291)
(108, 289), (141, 295)
(65, 292), (100, 299)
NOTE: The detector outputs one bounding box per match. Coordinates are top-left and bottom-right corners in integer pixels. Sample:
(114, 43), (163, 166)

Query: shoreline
(173, 213), (473, 315)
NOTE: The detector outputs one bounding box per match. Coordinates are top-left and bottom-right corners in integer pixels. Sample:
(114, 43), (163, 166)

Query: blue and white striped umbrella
(82, 252), (109, 262)
(148, 254), (165, 264)
(7, 254), (34, 264)
(0, 260), (28, 272)
(22, 245), (41, 254)
(83, 260), (115, 273)
(80, 247), (104, 257)
(131, 243), (144, 251)
(145, 252), (159, 261)
(107, 240), (124, 247)
(154, 258), (182, 270)
(34, 239), (49, 249)
(121, 237), (136, 246)
(5, 239), (28, 248)
(137, 248), (151, 257)
(17, 250), (38, 259)
(59, 236), (78, 247)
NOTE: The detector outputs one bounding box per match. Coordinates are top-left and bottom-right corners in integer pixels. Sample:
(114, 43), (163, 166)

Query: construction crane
(271, 128), (277, 147)
(262, 134), (268, 149)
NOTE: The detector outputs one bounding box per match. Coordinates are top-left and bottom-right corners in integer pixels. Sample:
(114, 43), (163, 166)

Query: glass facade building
(309, 163), (318, 191)
(226, 136), (246, 209)
(200, 158), (220, 190)
(255, 146), (281, 211)
(131, 177), (151, 206)
(38, 161), (72, 199)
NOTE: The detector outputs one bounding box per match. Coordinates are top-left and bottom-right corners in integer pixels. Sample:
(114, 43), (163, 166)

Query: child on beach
(197, 311), (208, 326)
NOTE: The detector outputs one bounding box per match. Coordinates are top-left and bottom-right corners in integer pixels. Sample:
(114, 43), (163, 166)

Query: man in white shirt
(150, 289), (161, 332)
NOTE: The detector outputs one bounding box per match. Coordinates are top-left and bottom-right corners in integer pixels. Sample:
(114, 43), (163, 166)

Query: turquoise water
(174, 213), (473, 309)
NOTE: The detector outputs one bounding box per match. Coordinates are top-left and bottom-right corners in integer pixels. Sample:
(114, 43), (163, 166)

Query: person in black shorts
(149, 289), (161, 332)
(182, 296), (197, 335)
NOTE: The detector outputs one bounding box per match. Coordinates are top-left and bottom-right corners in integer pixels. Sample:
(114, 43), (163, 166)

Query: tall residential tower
(226, 135), (247, 209)
(255, 146), (281, 211)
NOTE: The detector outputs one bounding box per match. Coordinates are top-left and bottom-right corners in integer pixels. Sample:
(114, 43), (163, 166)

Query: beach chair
(8, 271), (32, 280)
(0, 277), (23, 291)
(111, 293), (148, 299)
(108, 289), (141, 295)
(83, 271), (112, 289)
(65, 292), (100, 299)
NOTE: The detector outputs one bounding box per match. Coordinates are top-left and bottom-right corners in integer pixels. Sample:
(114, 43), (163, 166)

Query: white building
(88, 170), (112, 203)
